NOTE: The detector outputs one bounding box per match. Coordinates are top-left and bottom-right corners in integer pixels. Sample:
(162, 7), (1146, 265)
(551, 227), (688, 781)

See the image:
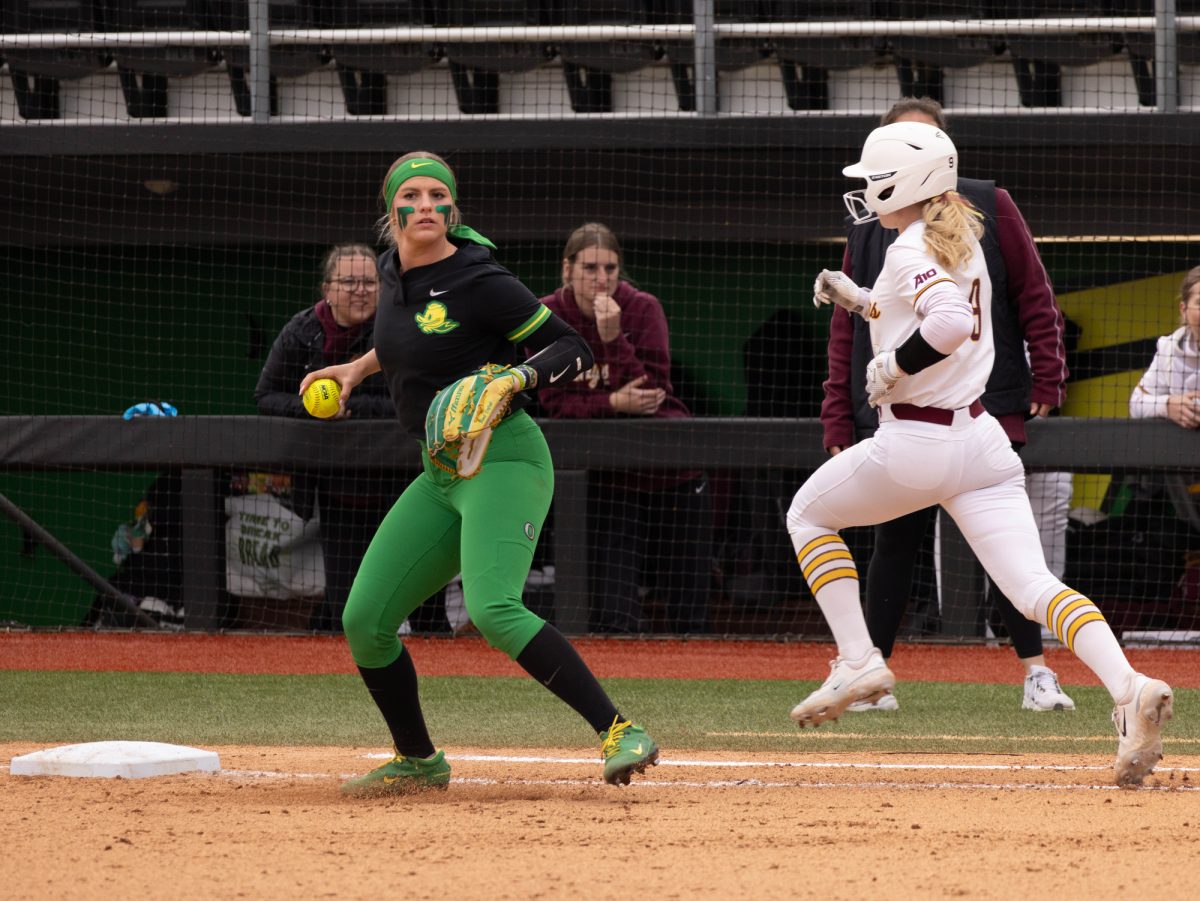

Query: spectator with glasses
(256, 243), (397, 631)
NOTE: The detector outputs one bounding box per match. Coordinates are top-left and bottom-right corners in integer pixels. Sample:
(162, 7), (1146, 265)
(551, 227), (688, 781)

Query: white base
(10, 741), (220, 779)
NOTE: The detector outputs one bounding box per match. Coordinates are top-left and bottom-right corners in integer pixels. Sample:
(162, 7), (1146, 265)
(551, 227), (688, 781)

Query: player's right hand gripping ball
(302, 378), (342, 419)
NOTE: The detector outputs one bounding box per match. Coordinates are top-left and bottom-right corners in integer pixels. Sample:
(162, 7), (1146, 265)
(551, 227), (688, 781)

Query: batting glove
(865, 350), (907, 408)
(813, 269), (870, 316)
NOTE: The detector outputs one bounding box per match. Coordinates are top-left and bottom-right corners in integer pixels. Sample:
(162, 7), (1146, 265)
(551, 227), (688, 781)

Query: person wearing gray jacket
(1130, 265), (1200, 427)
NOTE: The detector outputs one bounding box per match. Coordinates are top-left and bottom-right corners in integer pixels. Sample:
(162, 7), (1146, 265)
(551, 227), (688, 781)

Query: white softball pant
(787, 405), (1135, 703)
(787, 407), (1061, 621)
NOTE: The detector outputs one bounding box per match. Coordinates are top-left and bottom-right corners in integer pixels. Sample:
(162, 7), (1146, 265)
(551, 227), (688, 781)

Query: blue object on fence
(122, 402), (179, 420)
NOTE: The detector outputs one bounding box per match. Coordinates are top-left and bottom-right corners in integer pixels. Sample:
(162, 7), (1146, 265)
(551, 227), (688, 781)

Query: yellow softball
(302, 378), (342, 419)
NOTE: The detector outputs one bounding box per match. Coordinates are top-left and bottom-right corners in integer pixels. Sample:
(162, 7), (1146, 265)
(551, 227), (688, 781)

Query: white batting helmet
(842, 121), (958, 224)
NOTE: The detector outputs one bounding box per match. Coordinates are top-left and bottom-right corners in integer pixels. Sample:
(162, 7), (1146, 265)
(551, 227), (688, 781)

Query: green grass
(2, 672), (1195, 757)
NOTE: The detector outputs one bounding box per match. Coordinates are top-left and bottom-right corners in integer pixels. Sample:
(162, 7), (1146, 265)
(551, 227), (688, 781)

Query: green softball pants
(343, 410), (553, 669)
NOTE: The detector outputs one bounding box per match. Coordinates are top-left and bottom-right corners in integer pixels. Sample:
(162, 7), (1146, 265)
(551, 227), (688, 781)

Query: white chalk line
(210, 769), (1198, 793)
(449, 777), (1199, 793)
(707, 731), (1200, 744)
(369, 751), (1200, 774)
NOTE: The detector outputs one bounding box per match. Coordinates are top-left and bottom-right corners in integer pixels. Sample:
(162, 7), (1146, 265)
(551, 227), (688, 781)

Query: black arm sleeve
(519, 312), (594, 390)
(893, 329), (951, 376)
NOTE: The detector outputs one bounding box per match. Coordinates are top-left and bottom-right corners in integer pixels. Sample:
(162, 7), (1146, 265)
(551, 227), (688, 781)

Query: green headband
(383, 158), (495, 250)
(384, 158), (457, 207)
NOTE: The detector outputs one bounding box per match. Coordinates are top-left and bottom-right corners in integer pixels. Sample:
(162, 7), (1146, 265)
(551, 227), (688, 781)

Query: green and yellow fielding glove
(424, 363), (536, 478)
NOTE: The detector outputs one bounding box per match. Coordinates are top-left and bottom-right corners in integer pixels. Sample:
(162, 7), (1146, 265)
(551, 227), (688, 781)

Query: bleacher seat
(997, 1), (1126, 107)
(329, 1), (440, 116)
(441, 1), (555, 115)
(3, 0), (110, 120)
(769, 1), (883, 111)
(1118, 0), (1200, 106)
(1120, 0), (1200, 64)
(332, 0), (439, 77)
(547, 0), (660, 113)
(878, 1), (1000, 104)
(103, 0), (217, 118)
(208, 0), (331, 117)
(649, 0), (772, 112)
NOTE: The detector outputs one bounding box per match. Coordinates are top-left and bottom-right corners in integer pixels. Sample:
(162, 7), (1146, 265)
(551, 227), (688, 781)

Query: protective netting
(1, 2), (1198, 644)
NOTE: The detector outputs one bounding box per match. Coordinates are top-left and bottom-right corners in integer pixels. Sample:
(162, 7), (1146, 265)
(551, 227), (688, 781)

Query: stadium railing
(1, 7), (1198, 120)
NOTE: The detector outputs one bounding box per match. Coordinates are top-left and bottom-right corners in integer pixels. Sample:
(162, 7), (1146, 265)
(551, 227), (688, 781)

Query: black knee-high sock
(516, 623), (620, 733)
(357, 648), (436, 759)
(865, 507), (933, 657)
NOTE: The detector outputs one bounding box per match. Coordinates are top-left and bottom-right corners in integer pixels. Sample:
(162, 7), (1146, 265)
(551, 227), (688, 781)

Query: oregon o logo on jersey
(524, 522), (536, 540)
(415, 301), (460, 334)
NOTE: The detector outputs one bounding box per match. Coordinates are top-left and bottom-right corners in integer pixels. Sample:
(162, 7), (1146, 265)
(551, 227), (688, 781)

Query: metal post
(1156, 0), (1179, 113)
(181, 468), (224, 629)
(0, 491), (160, 629)
(249, 0), (271, 123)
(552, 470), (590, 635)
(693, 0), (718, 115)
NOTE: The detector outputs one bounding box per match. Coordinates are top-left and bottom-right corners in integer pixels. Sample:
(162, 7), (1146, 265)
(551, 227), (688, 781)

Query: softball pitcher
(788, 122), (1173, 787)
(301, 152), (658, 794)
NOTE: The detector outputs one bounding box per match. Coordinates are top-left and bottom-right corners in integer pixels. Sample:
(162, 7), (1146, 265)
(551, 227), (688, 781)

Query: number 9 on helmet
(842, 121), (958, 225)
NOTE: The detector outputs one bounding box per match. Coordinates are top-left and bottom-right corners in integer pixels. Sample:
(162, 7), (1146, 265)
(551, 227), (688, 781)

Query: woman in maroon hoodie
(538, 223), (713, 633)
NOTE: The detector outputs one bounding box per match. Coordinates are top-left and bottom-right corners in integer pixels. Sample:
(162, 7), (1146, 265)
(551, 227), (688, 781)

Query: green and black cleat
(600, 717), (660, 786)
(341, 749), (451, 798)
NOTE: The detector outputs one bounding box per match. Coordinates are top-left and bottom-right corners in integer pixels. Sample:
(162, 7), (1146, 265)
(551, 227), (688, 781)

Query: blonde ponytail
(922, 192), (984, 271)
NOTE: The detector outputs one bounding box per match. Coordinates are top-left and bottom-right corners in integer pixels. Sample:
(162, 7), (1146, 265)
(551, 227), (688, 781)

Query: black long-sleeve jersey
(374, 240), (592, 439)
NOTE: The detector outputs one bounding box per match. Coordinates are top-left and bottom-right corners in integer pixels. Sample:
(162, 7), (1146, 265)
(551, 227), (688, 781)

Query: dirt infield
(3, 742), (1197, 901)
(4, 635), (1198, 899)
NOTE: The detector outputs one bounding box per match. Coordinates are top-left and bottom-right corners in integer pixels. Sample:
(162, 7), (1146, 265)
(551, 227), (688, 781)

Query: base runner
(788, 122), (1173, 787)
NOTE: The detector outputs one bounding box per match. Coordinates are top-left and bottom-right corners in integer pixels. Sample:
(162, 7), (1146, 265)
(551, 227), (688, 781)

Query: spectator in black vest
(255, 244), (398, 632)
(821, 98), (1074, 712)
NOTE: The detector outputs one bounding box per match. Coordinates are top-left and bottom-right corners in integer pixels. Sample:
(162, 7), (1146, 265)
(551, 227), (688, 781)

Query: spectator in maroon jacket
(821, 98), (1075, 712)
(538, 223), (713, 633)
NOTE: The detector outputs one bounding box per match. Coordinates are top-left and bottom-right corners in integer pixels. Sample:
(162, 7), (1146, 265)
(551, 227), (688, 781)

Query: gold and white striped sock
(795, 533), (872, 660)
(1043, 588), (1136, 703)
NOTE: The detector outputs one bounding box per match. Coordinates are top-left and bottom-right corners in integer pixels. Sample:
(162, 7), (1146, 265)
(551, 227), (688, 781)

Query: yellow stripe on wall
(1055, 270), (1188, 511)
